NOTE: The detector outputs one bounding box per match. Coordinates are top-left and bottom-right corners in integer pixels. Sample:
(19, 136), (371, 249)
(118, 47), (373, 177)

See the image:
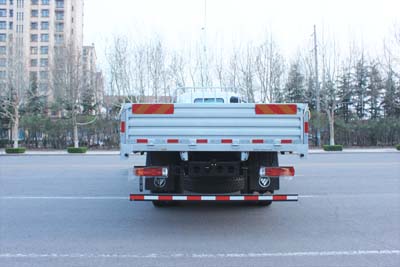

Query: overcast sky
(83, 0), (399, 67)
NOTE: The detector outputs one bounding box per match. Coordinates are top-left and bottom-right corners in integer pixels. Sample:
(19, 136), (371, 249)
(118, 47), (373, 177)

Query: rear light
(167, 139), (179, 143)
(196, 139), (208, 144)
(281, 139), (293, 144)
(259, 166), (295, 177)
(304, 122), (309, 134)
(221, 139), (233, 144)
(252, 139), (264, 144)
(136, 139), (148, 144)
(134, 167), (168, 177)
(120, 121), (126, 133)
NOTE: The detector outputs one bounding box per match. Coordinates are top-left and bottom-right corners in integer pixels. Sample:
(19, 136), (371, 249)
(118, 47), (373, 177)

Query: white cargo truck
(120, 88), (309, 207)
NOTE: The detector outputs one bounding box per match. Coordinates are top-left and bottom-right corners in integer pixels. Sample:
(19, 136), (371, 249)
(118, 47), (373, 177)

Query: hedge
(5, 147), (26, 154)
(67, 147), (88, 153)
(396, 144), (400, 151)
(323, 145), (343, 151)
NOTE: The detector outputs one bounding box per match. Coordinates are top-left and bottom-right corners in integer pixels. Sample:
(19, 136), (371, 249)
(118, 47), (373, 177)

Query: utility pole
(313, 25), (321, 147)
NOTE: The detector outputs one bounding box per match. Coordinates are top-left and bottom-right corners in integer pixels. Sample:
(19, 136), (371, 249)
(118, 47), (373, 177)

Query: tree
(255, 36), (284, 103)
(366, 62), (384, 119)
(0, 37), (29, 148)
(284, 61), (306, 103)
(353, 54), (368, 119)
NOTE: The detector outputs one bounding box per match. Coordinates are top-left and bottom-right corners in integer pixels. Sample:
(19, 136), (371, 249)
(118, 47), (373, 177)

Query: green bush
(396, 144), (400, 151)
(67, 147), (88, 153)
(323, 145), (343, 151)
(5, 147), (26, 154)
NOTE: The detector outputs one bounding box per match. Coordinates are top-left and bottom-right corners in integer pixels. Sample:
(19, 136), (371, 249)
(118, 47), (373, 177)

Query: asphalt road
(0, 153), (399, 267)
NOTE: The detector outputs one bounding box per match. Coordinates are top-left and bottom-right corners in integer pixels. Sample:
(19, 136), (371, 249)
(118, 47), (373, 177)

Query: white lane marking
(0, 250), (399, 259)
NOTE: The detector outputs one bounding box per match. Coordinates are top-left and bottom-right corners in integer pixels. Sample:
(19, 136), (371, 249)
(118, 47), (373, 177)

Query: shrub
(396, 144), (400, 151)
(5, 147), (26, 154)
(323, 145), (343, 151)
(67, 147), (88, 153)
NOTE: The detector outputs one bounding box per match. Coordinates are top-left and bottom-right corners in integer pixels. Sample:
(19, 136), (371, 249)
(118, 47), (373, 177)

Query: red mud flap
(129, 194), (298, 202)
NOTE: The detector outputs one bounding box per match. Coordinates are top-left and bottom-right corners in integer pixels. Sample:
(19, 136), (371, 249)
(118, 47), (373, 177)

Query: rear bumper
(130, 194), (298, 202)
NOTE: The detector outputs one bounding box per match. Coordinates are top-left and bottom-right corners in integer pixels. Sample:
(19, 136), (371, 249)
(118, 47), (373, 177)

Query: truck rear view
(121, 98), (309, 207)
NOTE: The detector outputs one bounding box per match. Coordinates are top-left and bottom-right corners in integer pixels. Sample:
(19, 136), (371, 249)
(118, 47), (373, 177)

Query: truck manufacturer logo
(154, 178), (167, 188)
(259, 177), (271, 188)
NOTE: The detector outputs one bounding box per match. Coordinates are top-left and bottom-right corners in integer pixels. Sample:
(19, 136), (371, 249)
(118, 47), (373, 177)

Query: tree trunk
(72, 113), (79, 148)
(12, 107), (19, 148)
(327, 109), (335, 146)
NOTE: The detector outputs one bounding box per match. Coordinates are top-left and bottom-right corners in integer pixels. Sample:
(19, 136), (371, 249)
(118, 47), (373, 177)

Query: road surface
(0, 153), (399, 267)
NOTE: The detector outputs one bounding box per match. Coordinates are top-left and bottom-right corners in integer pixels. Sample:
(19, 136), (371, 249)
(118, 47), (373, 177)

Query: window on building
(41, 21), (48, 30)
(40, 34), (48, 42)
(9, 9), (13, 17)
(39, 71), (48, 79)
(0, 58), (6, 67)
(0, 71), (6, 79)
(16, 11), (23, 21)
(56, 0), (64, 8)
(40, 58), (48, 67)
(0, 46), (6, 54)
(55, 22), (63, 32)
(31, 9), (38, 17)
(55, 34), (63, 44)
(0, 21), (5, 29)
(55, 11), (64, 20)
(31, 59), (38, 67)
(40, 46), (48, 55)
(31, 22), (38, 30)
(9, 22), (13, 30)
(31, 34), (38, 42)
(30, 46), (38, 54)
(41, 9), (49, 17)
(0, 9), (6, 17)
(31, 0), (38, 5)
(30, 71), (38, 81)
(0, 34), (6, 42)
(41, 0), (49, 5)
(0, 1), (6, 5)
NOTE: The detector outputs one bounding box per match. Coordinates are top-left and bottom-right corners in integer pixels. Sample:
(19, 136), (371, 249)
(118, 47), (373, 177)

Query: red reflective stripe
(216, 196), (230, 201)
(159, 195), (173, 201)
(255, 104), (297, 115)
(196, 139), (208, 144)
(137, 139), (148, 144)
(244, 195), (259, 201)
(304, 122), (309, 134)
(221, 139), (233, 144)
(281, 139), (292, 144)
(132, 104), (174, 114)
(252, 139), (264, 144)
(167, 139), (179, 143)
(120, 121), (126, 133)
(273, 195), (287, 201)
(130, 195), (144, 201)
(187, 196), (201, 201)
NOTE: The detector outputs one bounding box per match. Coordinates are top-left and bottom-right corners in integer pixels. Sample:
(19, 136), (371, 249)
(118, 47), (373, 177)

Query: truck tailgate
(120, 103), (309, 156)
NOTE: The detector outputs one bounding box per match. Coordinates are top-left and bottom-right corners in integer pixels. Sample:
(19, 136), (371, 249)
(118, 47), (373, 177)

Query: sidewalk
(0, 148), (398, 155)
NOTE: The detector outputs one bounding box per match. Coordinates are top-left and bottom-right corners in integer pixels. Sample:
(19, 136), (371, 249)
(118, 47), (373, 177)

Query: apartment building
(0, 0), (83, 98)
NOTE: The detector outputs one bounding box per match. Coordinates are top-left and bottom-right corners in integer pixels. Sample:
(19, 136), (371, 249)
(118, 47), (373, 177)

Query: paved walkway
(0, 148), (398, 155)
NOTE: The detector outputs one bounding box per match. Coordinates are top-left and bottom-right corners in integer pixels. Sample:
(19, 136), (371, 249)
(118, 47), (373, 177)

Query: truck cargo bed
(120, 103), (309, 157)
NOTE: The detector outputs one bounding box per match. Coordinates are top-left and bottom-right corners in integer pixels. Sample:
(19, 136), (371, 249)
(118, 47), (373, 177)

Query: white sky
(83, 0), (399, 67)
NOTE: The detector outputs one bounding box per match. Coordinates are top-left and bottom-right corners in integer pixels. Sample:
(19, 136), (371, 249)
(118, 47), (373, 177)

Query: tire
(184, 176), (245, 193)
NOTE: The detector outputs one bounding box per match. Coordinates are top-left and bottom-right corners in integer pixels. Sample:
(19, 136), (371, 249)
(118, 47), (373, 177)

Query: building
(0, 0), (84, 98)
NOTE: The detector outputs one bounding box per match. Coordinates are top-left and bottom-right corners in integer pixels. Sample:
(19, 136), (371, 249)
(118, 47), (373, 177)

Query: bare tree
(0, 37), (29, 148)
(52, 42), (93, 148)
(255, 35), (284, 103)
(238, 44), (256, 102)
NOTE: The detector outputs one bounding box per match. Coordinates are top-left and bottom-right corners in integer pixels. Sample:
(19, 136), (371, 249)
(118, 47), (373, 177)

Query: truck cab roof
(175, 87), (248, 104)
